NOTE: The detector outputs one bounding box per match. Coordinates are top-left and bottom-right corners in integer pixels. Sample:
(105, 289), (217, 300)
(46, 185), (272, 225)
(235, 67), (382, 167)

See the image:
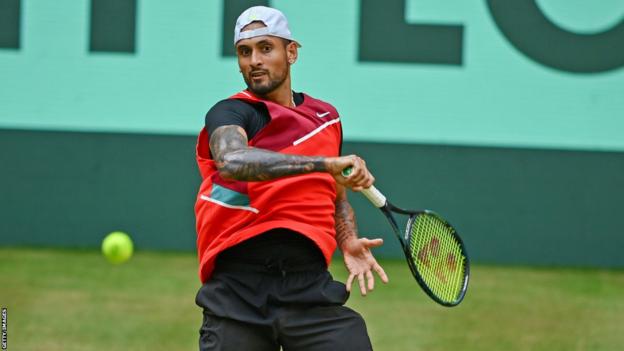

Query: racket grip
(360, 186), (387, 208)
(341, 167), (387, 208)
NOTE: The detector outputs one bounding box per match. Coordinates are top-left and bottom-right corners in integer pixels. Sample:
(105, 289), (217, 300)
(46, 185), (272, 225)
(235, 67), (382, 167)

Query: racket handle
(341, 167), (387, 208)
(360, 186), (387, 208)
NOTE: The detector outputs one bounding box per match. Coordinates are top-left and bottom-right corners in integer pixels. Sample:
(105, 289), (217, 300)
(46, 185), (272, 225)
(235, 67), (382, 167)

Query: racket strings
(408, 214), (466, 303)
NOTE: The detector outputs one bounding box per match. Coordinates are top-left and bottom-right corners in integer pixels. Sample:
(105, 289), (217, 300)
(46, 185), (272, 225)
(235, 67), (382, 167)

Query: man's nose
(250, 50), (263, 67)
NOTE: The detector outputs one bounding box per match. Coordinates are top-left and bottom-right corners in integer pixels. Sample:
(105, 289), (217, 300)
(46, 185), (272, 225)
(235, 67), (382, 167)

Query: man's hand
(341, 237), (389, 296)
(325, 155), (375, 191)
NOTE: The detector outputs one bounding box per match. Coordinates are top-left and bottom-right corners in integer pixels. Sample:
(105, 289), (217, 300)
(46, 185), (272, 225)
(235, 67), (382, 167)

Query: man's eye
(262, 46), (272, 52)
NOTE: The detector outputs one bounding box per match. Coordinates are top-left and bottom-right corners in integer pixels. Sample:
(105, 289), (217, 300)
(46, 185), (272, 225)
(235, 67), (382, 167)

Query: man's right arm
(210, 124), (325, 181)
(210, 125), (374, 190)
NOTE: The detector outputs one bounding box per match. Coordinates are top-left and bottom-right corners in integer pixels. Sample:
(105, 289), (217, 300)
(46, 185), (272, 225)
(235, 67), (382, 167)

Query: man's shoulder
(210, 97), (254, 111)
(301, 93), (334, 107)
(301, 93), (339, 116)
(206, 97), (262, 118)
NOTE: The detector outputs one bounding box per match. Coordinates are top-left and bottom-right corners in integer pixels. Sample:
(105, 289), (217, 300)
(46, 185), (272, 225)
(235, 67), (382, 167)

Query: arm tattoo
(209, 125), (327, 181)
(335, 196), (358, 249)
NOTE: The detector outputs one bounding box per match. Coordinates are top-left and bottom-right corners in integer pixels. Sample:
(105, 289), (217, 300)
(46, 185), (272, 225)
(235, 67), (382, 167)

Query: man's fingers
(346, 274), (354, 292)
(374, 263), (389, 284)
(351, 173), (373, 191)
(350, 166), (366, 182)
(358, 273), (367, 296)
(340, 156), (375, 191)
(353, 165), (370, 184)
(367, 270), (375, 291)
(363, 238), (384, 248)
(346, 173), (365, 189)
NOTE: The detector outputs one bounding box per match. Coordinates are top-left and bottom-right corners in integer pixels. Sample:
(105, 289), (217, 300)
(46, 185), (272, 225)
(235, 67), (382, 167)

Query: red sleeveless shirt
(195, 91), (343, 282)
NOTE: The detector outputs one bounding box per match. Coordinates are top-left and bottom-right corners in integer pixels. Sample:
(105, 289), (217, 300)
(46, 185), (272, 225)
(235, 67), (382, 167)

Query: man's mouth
(250, 71), (267, 78)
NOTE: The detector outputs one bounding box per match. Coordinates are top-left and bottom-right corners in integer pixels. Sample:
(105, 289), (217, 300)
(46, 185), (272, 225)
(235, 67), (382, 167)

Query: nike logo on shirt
(316, 112), (330, 118)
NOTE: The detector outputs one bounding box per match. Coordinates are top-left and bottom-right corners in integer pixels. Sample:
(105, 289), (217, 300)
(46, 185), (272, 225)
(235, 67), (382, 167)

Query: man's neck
(258, 80), (294, 108)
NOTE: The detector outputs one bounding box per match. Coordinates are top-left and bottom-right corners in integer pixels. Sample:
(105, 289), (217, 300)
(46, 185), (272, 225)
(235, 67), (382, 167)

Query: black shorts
(195, 258), (373, 351)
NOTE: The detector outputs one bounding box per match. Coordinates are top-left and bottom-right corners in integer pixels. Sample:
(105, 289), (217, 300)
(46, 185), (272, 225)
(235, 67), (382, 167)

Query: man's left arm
(335, 184), (389, 296)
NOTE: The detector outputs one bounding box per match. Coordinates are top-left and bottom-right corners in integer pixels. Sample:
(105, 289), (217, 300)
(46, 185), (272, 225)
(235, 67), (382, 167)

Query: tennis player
(194, 6), (388, 350)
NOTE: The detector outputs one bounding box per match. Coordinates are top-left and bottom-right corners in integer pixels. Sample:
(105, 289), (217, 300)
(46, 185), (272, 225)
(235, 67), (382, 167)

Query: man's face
(236, 22), (293, 96)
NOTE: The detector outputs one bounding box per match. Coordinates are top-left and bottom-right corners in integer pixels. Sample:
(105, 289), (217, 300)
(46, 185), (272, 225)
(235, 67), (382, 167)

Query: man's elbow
(215, 164), (237, 180)
(215, 153), (243, 180)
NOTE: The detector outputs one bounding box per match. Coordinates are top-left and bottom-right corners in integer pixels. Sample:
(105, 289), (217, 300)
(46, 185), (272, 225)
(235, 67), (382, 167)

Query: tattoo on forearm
(209, 125), (248, 162)
(335, 197), (357, 248)
(209, 125), (327, 181)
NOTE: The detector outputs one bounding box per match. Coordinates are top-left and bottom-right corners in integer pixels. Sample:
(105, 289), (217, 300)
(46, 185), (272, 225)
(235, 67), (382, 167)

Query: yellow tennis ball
(101, 231), (134, 264)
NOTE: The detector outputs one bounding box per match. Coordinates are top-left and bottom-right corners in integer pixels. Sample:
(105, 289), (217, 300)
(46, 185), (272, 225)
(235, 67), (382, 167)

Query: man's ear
(286, 42), (298, 64)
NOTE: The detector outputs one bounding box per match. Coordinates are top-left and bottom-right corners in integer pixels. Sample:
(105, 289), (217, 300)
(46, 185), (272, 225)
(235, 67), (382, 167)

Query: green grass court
(1, 247), (623, 351)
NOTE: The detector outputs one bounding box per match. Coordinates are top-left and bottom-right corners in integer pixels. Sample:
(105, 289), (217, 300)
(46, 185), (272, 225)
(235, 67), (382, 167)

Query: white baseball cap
(234, 6), (301, 47)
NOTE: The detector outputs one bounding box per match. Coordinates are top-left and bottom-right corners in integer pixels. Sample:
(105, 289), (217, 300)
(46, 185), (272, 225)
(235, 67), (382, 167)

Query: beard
(243, 66), (288, 96)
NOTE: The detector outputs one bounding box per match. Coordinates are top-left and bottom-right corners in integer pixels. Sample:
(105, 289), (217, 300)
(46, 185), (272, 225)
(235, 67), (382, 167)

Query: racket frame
(379, 201), (470, 307)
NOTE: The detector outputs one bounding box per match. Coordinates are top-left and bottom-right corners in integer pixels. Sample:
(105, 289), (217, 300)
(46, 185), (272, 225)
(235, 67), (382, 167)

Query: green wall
(2, 129), (623, 268)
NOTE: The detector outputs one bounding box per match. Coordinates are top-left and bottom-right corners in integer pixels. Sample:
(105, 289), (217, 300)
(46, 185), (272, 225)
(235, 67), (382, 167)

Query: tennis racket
(343, 167), (469, 307)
